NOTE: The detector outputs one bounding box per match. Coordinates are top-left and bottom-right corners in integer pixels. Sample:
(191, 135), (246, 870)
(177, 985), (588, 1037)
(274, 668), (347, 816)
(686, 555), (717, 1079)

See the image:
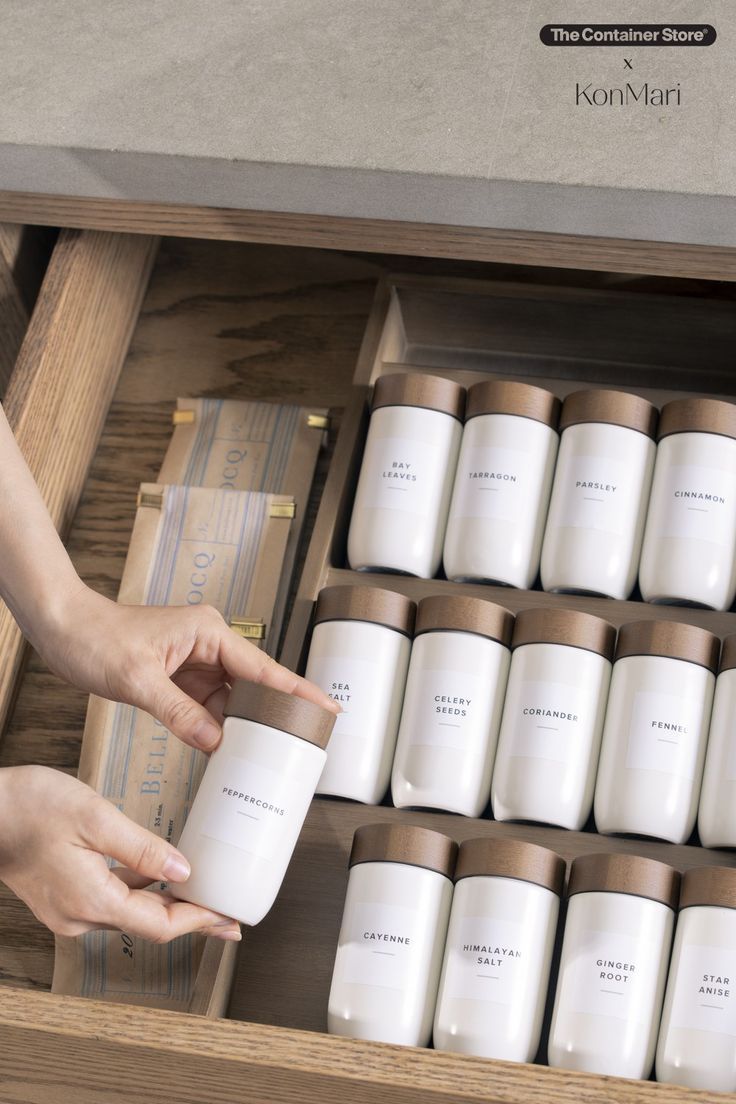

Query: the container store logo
(540, 24), (716, 46)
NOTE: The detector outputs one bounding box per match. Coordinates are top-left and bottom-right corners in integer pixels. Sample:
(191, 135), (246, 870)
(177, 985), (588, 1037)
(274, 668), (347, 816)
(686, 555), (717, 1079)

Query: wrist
(26, 580), (118, 687)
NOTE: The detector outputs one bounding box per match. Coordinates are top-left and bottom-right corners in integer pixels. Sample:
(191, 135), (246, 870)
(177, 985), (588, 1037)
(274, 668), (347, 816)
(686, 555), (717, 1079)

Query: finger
(170, 671), (230, 726)
(81, 798), (193, 885)
(139, 670), (223, 751)
(219, 633), (339, 714)
(106, 886), (242, 943)
(203, 683), (229, 725)
(111, 866), (158, 890)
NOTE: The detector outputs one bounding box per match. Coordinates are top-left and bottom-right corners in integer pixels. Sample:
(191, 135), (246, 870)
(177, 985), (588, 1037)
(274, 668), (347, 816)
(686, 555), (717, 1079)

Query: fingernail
(162, 853), (191, 882)
(215, 929), (242, 941)
(193, 720), (221, 750)
(212, 917), (238, 927)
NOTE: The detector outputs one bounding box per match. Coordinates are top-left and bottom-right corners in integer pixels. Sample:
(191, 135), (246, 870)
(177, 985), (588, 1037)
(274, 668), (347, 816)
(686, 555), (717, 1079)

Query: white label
(661, 464), (736, 546)
(201, 755), (304, 860)
(669, 943), (736, 1036)
(509, 680), (588, 764)
(361, 436), (444, 514)
(566, 929), (659, 1022)
(340, 902), (421, 990)
(558, 454), (630, 536)
(406, 669), (483, 750)
(625, 690), (703, 781)
(451, 444), (527, 522)
(444, 916), (526, 1005)
(306, 656), (377, 743)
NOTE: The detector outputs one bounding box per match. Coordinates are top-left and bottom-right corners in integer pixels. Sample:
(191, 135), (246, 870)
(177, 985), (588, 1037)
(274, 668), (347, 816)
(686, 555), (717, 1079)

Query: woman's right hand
(0, 765), (241, 942)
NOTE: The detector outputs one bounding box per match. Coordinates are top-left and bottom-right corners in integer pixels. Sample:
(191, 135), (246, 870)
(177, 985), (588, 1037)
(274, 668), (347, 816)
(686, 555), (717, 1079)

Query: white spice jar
(328, 823), (456, 1047)
(433, 837), (564, 1063)
(657, 867), (736, 1092)
(491, 608), (615, 830)
(443, 380), (560, 588)
(540, 389), (657, 599)
(347, 372), (465, 578)
(639, 398), (736, 611)
(699, 635), (736, 848)
(391, 595), (513, 818)
(172, 683), (334, 925)
(594, 620), (718, 844)
(305, 585), (415, 805)
(549, 853), (679, 1080)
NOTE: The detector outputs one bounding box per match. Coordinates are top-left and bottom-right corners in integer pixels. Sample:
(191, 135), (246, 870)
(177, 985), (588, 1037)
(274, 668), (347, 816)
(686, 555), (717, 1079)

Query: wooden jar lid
(454, 836), (565, 896)
(371, 372), (465, 421)
(314, 585), (416, 636)
(349, 823), (457, 879)
(414, 595), (514, 646)
(465, 379), (561, 428)
(224, 682), (335, 750)
(568, 853), (680, 910)
(560, 388), (658, 438)
(658, 397), (736, 442)
(616, 620), (720, 673)
(511, 607), (616, 660)
(720, 634), (736, 673)
(679, 866), (736, 911)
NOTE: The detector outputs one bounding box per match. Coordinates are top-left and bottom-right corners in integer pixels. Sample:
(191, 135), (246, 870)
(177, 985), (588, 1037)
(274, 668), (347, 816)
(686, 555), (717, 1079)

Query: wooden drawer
(2, 244), (736, 1104)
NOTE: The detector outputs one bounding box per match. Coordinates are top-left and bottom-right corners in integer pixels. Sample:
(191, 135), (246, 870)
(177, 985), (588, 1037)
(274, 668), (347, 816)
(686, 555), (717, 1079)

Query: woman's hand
(0, 766), (242, 941)
(42, 584), (337, 752)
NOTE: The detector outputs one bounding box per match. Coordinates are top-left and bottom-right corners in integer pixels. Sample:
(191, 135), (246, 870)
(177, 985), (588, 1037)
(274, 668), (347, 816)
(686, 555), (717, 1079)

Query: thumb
(141, 672), (222, 751)
(83, 797), (192, 884)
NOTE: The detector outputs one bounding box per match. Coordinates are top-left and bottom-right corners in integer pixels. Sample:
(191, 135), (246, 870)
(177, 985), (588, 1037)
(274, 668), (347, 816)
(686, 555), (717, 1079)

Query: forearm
(0, 403), (83, 649)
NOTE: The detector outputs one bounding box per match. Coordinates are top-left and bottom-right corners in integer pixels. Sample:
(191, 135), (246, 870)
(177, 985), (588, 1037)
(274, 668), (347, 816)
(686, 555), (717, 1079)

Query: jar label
(660, 463), (736, 546)
(443, 915), (526, 1005)
(450, 444), (527, 522)
(340, 901), (423, 990)
(305, 656), (378, 748)
(625, 690), (704, 781)
(669, 942), (736, 1036)
(361, 435), (446, 514)
(557, 454), (631, 536)
(564, 929), (660, 1022)
(510, 679), (589, 764)
(200, 754), (305, 860)
(405, 668), (484, 750)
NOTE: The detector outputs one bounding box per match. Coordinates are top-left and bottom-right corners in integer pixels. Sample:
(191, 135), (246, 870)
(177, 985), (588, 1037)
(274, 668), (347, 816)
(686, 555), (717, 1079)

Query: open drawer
(2, 245), (736, 1104)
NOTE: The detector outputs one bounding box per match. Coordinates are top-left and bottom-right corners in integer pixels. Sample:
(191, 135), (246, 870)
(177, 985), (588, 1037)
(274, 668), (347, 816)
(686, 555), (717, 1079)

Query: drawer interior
(3, 243), (736, 1102)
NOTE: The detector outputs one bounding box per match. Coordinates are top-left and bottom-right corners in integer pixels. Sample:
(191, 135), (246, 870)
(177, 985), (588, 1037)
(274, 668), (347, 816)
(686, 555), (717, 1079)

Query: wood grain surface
(2, 190), (736, 281)
(0, 987), (727, 1104)
(0, 225), (29, 396)
(0, 229), (158, 738)
(0, 224), (56, 314)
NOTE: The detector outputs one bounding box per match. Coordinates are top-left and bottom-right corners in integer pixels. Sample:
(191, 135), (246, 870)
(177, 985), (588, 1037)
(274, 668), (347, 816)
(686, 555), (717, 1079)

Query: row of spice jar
(347, 373), (736, 610)
(306, 584), (736, 847)
(328, 824), (736, 1092)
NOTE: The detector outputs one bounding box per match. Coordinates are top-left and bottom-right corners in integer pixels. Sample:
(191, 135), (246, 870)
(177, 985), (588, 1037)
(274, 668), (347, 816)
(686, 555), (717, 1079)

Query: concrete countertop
(1, 0), (734, 245)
